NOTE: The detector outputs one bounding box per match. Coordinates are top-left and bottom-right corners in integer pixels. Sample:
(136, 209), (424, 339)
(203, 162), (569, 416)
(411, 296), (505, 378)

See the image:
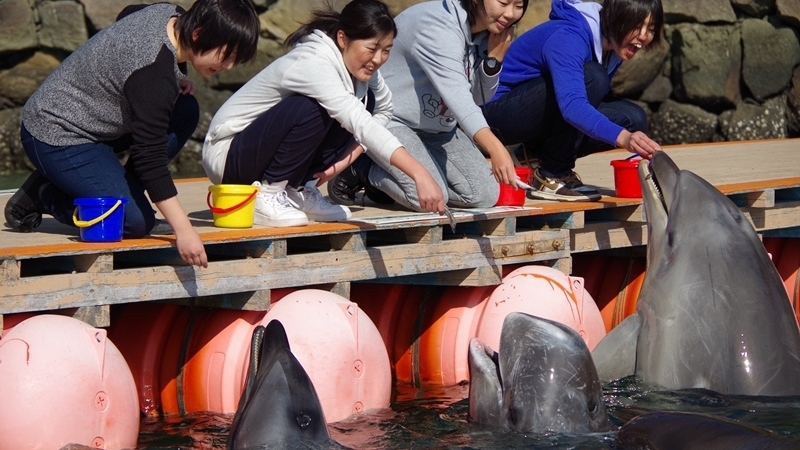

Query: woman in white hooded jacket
(203, 0), (444, 227)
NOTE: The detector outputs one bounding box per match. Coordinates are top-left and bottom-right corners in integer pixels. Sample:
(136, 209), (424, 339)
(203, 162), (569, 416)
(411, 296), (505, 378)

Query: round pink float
(475, 265), (607, 352)
(261, 289), (392, 423)
(0, 314), (139, 450)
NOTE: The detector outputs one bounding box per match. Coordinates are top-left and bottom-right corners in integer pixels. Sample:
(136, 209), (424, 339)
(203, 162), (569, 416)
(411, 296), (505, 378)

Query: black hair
(459, 0), (530, 28)
(176, 0), (260, 65)
(600, 0), (664, 50)
(284, 0), (397, 48)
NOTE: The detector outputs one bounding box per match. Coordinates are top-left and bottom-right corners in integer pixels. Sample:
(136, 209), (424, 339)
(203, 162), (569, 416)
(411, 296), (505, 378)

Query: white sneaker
(252, 181), (308, 227)
(287, 180), (352, 222)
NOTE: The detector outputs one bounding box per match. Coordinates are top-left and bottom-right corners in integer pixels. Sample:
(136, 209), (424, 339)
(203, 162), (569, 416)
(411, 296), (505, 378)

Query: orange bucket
(495, 166), (531, 206)
(610, 158), (642, 198)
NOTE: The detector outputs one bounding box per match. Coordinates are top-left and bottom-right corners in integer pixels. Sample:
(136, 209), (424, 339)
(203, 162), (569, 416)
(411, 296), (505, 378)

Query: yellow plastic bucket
(206, 184), (258, 228)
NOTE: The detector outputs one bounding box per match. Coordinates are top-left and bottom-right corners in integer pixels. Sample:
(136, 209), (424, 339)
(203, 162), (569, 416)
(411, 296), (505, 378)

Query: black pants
(222, 93), (374, 188)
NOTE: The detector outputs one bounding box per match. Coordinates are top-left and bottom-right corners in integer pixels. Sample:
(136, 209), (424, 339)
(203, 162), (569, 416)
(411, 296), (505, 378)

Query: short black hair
(600, 0), (664, 50)
(176, 0), (260, 65)
(459, 0), (529, 27)
(285, 0), (397, 48)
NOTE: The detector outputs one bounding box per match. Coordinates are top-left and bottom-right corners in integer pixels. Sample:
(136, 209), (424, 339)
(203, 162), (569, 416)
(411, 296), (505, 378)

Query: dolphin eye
(296, 412), (312, 428)
(667, 230), (674, 247)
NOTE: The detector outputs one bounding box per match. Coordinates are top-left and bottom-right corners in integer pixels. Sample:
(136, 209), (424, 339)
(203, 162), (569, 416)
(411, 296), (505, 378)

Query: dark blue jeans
(21, 94), (199, 237)
(484, 61), (648, 176)
(222, 93), (374, 188)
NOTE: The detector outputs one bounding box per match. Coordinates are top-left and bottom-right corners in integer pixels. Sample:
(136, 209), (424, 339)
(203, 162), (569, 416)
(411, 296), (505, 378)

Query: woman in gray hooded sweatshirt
(329, 0), (527, 211)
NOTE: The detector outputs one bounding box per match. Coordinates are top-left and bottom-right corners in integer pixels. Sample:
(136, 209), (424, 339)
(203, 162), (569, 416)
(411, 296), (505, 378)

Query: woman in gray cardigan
(329, 0), (527, 211)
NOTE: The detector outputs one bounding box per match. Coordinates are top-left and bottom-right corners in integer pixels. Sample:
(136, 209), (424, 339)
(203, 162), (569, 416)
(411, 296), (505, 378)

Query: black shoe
(4, 171), (48, 232)
(328, 164), (363, 206)
(328, 155), (394, 206)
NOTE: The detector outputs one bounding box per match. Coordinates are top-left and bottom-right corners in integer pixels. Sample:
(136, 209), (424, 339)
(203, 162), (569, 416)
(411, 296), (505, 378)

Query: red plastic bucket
(610, 158), (642, 198)
(495, 166), (531, 206)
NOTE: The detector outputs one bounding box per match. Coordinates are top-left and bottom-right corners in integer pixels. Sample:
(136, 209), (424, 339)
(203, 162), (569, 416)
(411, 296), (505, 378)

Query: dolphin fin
(591, 313), (641, 382)
(467, 337), (504, 428)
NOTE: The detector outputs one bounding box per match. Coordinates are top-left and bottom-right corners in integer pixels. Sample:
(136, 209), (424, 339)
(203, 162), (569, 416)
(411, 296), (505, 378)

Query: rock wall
(0, 0), (798, 176)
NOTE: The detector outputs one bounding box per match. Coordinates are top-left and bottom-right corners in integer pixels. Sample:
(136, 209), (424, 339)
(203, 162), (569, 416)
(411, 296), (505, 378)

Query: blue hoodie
(492, 0), (624, 146)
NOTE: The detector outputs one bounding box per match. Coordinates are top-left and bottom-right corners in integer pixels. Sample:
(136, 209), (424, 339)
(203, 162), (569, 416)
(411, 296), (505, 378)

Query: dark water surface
(135, 378), (800, 449)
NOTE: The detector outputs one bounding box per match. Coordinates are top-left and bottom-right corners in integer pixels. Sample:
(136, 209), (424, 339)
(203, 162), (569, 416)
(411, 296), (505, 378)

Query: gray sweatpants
(367, 124), (500, 212)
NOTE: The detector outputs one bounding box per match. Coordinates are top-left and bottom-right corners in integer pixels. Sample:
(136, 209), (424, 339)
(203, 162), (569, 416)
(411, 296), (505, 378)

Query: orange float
(0, 315), (139, 450)
(107, 303), (183, 416)
(764, 237), (800, 323)
(261, 289), (392, 423)
(572, 254), (646, 332)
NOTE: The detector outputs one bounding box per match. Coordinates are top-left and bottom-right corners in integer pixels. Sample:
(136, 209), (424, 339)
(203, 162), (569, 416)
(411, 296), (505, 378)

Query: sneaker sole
(305, 211), (352, 222)
(254, 215), (309, 227)
(527, 190), (601, 202)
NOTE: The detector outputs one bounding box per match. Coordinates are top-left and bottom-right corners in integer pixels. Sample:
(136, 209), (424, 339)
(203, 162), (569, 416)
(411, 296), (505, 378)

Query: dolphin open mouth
(638, 159), (666, 215)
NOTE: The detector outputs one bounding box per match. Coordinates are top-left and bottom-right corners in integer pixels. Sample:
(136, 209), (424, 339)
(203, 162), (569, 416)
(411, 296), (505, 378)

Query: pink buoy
(0, 315), (139, 450)
(475, 265), (607, 352)
(261, 289), (391, 423)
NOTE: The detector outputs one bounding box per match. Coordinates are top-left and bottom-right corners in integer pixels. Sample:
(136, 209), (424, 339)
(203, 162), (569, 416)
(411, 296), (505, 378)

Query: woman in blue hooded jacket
(483, 0), (664, 202)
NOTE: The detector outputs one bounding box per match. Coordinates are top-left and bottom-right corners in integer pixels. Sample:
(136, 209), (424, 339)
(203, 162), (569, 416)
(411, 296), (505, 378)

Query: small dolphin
(468, 312), (610, 433)
(228, 320), (332, 449)
(592, 151), (800, 396)
(615, 411), (800, 449)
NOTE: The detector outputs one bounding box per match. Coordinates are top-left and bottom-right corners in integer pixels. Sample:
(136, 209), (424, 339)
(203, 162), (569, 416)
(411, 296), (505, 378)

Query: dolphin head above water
(468, 312), (610, 434)
(593, 151), (800, 396)
(227, 320), (332, 450)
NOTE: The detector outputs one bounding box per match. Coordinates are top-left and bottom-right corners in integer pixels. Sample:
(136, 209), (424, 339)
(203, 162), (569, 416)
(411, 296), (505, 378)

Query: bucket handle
(206, 189), (257, 214)
(73, 199), (123, 228)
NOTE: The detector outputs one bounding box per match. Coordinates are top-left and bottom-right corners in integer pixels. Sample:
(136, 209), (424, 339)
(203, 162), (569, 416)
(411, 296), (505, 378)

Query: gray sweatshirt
(380, 0), (498, 138)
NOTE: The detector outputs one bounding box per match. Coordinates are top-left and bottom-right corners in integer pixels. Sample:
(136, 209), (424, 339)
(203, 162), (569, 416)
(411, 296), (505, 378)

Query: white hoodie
(202, 30), (402, 184)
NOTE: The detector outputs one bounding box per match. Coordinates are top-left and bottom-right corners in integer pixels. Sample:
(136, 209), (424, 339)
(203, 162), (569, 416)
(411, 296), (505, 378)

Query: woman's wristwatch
(483, 57), (502, 76)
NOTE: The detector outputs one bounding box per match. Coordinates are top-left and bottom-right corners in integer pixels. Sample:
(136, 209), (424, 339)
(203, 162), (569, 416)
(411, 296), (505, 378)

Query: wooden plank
(743, 190), (775, 208)
(0, 229), (569, 313)
(372, 266), (504, 286)
(72, 305), (110, 328)
(1, 259), (20, 282)
(572, 221), (648, 253)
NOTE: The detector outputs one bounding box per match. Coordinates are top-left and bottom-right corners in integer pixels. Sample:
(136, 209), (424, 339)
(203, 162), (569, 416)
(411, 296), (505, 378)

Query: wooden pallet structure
(1, 140), (798, 331)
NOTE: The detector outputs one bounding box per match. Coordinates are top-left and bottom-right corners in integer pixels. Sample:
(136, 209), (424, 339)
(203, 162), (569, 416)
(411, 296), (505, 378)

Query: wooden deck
(1, 139), (798, 329)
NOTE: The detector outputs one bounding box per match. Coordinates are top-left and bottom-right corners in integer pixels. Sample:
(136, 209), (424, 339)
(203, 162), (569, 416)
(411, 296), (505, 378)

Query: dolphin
(228, 320), (332, 450)
(468, 312), (610, 433)
(615, 411), (800, 449)
(592, 151), (800, 396)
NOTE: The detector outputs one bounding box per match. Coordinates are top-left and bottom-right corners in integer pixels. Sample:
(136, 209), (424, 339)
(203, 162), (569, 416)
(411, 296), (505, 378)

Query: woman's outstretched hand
(618, 129), (661, 159)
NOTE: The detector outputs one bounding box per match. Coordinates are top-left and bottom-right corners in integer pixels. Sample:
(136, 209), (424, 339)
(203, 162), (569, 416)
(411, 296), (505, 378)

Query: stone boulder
(80, 0), (195, 31)
(0, 108), (28, 174)
(741, 18), (800, 101)
(777, 0), (800, 27)
(787, 67), (800, 135)
(38, 1), (88, 52)
(650, 99), (720, 144)
(671, 23), (741, 112)
(731, 0), (774, 17)
(0, 0), (37, 53)
(662, 0), (736, 24)
(0, 52), (61, 108)
(719, 97), (788, 140)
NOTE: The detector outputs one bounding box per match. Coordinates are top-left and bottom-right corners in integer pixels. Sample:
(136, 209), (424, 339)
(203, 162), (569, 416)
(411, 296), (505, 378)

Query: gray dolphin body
(228, 320), (333, 450)
(468, 312), (610, 433)
(592, 151), (800, 396)
(615, 411), (800, 449)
